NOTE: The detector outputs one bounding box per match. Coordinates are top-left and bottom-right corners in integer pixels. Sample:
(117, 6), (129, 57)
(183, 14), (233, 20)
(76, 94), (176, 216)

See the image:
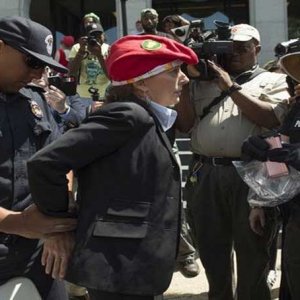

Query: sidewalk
(164, 252), (282, 300)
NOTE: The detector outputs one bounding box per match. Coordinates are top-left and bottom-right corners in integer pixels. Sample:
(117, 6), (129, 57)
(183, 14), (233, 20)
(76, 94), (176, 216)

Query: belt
(194, 154), (240, 166)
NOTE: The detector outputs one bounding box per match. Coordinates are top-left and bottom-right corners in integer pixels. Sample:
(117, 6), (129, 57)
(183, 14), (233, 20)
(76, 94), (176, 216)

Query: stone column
(115, 0), (152, 39)
(0, 0), (31, 18)
(249, 0), (288, 64)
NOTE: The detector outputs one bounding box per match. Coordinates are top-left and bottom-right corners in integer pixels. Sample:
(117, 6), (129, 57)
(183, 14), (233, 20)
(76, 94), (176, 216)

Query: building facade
(0, 0), (288, 64)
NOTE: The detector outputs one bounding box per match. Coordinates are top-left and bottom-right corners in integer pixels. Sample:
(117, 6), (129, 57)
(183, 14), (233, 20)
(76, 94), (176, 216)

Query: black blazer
(27, 97), (181, 296)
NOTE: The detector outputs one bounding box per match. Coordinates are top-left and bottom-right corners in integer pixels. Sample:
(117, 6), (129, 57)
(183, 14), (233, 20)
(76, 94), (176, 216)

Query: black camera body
(48, 75), (77, 96)
(173, 20), (233, 80)
(274, 38), (300, 57)
(274, 38), (300, 96)
(87, 35), (98, 47)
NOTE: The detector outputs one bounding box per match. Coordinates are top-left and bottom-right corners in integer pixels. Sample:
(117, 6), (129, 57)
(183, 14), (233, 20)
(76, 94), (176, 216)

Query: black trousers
(0, 238), (68, 300)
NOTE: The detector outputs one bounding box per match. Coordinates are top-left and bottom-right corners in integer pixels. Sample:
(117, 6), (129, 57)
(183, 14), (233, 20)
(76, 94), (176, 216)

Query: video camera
(85, 23), (103, 47)
(87, 33), (98, 47)
(173, 20), (233, 80)
(274, 38), (300, 57)
(48, 75), (77, 96)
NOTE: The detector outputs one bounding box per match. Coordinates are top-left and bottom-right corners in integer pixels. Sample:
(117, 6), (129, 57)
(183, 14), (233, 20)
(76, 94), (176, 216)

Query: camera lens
(88, 37), (98, 47)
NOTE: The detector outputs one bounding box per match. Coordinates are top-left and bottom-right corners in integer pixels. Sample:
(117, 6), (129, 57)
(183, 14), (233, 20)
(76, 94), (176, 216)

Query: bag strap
(199, 67), (266, 120)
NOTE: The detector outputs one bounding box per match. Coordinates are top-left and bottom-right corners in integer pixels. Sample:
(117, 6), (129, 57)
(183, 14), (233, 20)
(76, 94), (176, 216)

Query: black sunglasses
(4, 41), (46, 70)
(24, 54), (46, 70)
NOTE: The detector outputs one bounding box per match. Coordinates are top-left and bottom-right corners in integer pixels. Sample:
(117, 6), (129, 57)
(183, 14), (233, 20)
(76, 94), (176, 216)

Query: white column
(0, 0), (31, 18)
(115, 0), (152, 39)
(249, 0), (288, 64)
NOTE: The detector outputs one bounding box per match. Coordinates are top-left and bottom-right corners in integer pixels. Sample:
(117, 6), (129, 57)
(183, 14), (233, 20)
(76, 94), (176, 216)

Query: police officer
(0, 16), (77, 299)
(242, 52), (300, 300)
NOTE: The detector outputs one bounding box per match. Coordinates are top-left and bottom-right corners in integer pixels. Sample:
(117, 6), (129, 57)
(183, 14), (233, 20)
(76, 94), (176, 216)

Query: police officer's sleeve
(59, 94), (88, 130)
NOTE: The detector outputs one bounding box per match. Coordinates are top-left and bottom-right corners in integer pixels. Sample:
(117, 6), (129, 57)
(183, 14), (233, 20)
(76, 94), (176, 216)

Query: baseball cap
(141, 8), (159, 18)
(230, 24), (260, 43)
(0, 16), (67, 73)
(280, 52), (300, 83)
(83, 12), (100, 23)
(88, 23), (104, 35)
(106, 34), (198, 86)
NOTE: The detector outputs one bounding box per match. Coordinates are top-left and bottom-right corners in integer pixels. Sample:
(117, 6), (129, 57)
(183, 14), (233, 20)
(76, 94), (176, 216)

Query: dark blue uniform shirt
(0, 86), (61, 281)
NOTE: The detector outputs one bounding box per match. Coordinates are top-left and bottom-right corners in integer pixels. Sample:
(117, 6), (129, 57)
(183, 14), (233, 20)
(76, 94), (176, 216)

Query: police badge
(30, 101), (43, 119)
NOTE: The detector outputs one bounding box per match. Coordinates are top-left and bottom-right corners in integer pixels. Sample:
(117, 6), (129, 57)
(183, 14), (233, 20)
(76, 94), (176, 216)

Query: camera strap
(199, 67), (266, 120)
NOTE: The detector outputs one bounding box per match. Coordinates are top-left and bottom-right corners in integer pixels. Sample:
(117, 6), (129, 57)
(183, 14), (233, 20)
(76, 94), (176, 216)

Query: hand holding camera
(44, 85), (68, 114)
(207, 60), (233, 91)
(48, 75), (77, 96)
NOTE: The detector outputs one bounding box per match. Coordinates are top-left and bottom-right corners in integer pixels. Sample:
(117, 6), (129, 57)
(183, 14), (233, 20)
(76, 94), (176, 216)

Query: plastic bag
(233, 160), (300, 207)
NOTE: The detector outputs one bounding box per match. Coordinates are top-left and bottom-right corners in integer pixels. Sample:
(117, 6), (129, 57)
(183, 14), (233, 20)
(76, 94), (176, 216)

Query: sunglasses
(4, 41), (46, 70)
(24, 54), (46, 70)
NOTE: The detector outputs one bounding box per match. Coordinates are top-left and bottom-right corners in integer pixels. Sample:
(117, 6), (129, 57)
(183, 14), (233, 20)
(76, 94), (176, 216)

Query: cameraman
(69, 19), (109, 103)
(176, 24), (290, 300)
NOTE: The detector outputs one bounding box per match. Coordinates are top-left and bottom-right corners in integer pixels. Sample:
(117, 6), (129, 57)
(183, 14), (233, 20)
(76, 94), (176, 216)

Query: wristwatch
(224, 82), (242, 96)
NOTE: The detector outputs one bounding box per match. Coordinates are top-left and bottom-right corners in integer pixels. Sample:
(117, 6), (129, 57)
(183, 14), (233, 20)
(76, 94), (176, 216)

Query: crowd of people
(0, 6), (299, 300)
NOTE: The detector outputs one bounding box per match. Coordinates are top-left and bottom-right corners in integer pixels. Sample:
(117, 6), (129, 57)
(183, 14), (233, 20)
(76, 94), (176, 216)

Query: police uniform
(277, 102), (300, 299)
(186, 69), (290, 300)
(0, 87), (66, 298)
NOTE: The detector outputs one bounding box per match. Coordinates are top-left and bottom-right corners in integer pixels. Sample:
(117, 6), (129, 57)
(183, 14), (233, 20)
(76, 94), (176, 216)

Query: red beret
(106, 34), (198, 86)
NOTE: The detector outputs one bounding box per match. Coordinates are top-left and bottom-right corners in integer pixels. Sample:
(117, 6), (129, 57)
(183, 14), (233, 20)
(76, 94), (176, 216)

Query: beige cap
(230, 24), (260, 43)
(141, 8), (158, 18)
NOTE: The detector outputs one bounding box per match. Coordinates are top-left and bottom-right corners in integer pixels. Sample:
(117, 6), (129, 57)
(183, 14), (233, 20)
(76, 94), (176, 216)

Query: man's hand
(44, 85), (68, 114)
(78, 36), (88, 51)
(42, 232), (75, 279)
(288, 84), (300, 104)
(207, 60), (233, 91)
(88, 42), (104, 58)
(249, 207), (265, 236)
(20, 204), (77, 239)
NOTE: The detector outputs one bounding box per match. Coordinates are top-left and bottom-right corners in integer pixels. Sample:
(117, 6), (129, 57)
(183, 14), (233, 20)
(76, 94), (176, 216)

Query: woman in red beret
(27, 34), (198, 300)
